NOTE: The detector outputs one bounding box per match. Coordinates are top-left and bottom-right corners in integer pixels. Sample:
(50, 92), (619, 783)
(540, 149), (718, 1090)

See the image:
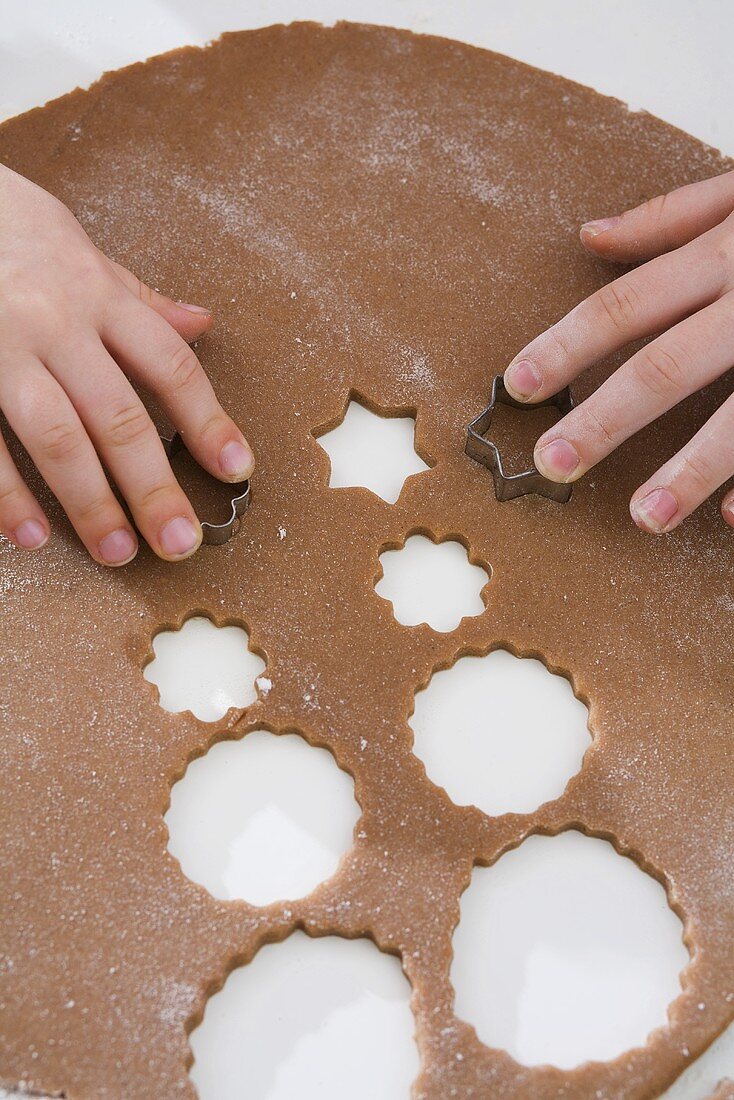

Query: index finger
(502, 228), (728, 405)
(101, 296), (254, 484)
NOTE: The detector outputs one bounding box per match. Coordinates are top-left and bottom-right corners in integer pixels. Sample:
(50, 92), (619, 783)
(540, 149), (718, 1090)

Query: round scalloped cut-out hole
(451, 831), (688, 1068)
(375, 535), (488, 632)
(314, 399), (430, 504)
(410, 649), (590, 815)
(165, 731), (360, 905)
(143, 616), (265, 722)
(190, 932), (419, 1100)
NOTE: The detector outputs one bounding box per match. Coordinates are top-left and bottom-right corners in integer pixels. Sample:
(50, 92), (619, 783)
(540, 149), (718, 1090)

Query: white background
(1, 2), (732, 1098)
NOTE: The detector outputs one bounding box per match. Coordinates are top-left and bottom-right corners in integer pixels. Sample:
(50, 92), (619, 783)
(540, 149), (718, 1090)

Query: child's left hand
(0, 164), (254, 566)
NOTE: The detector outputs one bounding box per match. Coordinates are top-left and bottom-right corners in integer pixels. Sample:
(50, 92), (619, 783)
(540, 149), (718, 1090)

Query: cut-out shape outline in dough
(312, 389), (435, 504)
(408, 647), (592, 816)
(142, 611), (268, 723)
(186, 929), (420, 1100)
(164, 726), (361, 906)
(451, 824), (695, 1072)
(374, 527), (492, 633)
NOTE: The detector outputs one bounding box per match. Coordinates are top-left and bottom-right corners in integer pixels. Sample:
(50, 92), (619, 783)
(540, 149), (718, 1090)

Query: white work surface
(1, 2), (732, 1098)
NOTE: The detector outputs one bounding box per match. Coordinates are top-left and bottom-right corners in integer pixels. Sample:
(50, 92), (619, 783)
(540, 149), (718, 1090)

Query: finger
(105, 257), (213, 343)
(721, 487), (734, 528)
(100, 299), (254, 482)
(532, 292), (734, 483)
(629, 392), (734, 533)
(0, 425), (50, 550)
(0, 357), (138, 566)
(580, 169), (734, 263)
(504, 230), (726, 404)
(45, 334), (203, 562)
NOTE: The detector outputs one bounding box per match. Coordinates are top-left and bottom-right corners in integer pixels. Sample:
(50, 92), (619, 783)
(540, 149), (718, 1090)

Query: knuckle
(0, 288), (66, 342)
(7, 381), (43, 431)
(75, 493), (117, 524)
(135, 481), (179, 513)
(74, 248), (109, 284)
(644, 191), (670, 228)
(715, 221), (734, 282)
(166, 344), (202, 394)
(679, 449), (716, 495)
(198, 411), (229, 443)
(539, 321), (572, 369)
(0, 285), (44, 320)
(0, 482), (24, 512)
(136, 278), (155, 307)
(634, 342), (688, 399)
(104, 403), (151, 450)
(98, 281), (136, 326)
(596, 278), (642, 331)
(37, 420), (85, 464)
(548, 323), (572, 358)
(580, 402), (618, 449)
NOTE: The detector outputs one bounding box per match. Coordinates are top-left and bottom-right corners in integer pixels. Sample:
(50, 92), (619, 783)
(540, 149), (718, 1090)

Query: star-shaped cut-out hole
(313, 398), (430, 504)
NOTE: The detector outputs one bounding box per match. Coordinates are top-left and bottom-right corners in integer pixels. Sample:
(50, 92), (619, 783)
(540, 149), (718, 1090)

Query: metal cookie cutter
(160, 431), (251, 546)
(465, 374), (574, 503)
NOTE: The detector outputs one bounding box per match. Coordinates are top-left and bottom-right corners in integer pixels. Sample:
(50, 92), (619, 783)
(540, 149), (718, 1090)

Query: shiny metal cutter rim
(465, 374), (574, 503)
(160, 431), (251, 546)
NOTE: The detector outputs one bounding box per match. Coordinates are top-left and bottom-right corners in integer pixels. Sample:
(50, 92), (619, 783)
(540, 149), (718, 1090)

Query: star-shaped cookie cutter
(160, 432), (252, 545)
(465, 374), (574, 503)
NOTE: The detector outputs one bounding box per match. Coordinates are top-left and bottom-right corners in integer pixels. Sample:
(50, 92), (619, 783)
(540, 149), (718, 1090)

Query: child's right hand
(503, 168), (734, 535)
(0, 164), (254, 566)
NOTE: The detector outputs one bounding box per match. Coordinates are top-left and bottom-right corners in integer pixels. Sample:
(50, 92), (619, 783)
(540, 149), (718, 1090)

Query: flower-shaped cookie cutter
(465, 374), (574, 503)
(160, 432), (251, 545)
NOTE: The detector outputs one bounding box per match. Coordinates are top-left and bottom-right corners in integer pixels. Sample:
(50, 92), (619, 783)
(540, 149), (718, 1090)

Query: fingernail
(159, 516), (200, 558)
(505, 359), (541, 400)
(176, 301), (211, 315)
(14, 519), (48, 550)
(630, 488), (679, 533)
(99, 528), (138, 565)
(219, 440), (254, 479)
(723, 500), (734, 527)
(535, 438), (580, 480)
(580, 216), (621, 239)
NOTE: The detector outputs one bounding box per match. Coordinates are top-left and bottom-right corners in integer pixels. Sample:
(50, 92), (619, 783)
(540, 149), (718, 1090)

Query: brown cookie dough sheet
(0, 21), (732, 1100)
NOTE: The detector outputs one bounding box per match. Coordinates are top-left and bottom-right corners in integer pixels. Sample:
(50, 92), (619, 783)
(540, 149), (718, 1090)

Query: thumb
(106, 257), (214, 342)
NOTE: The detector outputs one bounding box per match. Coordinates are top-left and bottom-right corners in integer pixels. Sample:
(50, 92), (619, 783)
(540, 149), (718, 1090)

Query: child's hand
(0, 165), (254, 565)
(503, 169), (734, 534)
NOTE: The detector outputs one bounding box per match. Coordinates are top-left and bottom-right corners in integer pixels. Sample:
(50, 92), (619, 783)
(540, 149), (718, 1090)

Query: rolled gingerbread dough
(0, 21), (732, 1100)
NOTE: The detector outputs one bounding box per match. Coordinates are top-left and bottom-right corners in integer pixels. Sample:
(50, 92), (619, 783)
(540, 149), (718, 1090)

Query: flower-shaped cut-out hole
(143, 617), (265, 722)
(165, 730), (360, 906)
(190, 932), (419, 1100)
(451, 831), (688, 1069)
(314, 399), (430, 504)
(376, 535), (489, 632)
(410, 649), (590, 815)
